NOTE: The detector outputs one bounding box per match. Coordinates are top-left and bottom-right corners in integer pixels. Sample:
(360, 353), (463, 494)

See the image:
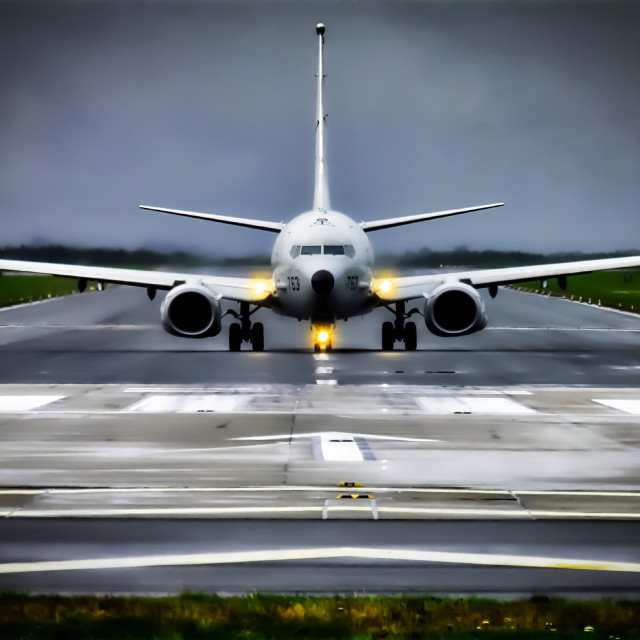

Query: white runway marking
(320, 433), (363, 461)
(315, 367), (333, 374)
(316, 379), (337, 385)
(125, 394), (247, 413)
(11, 506), (323, 518)
(1, 546), (639, 575)
(0, 395), (65, 411)
(417, 396), (536, 415)
(0, 487), (637, 497)
(592, 399), (640, 415)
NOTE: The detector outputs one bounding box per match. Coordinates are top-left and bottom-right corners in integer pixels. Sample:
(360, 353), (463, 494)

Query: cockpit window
(324, 245), (345, 255)
(344, 245), (355, 258)
(300, 245), (322, 255)
(290, 245), (301, 258)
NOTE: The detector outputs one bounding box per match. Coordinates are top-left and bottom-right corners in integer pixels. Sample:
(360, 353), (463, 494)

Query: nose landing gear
(227, 302), (264, 351)
(381, 300), (419, 351)
(313, 325), (333, 353)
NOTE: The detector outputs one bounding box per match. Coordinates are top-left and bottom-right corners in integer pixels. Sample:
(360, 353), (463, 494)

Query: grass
(510, 269), (640, 313)
(0, 274), (90, 308)
(0, 594), (638, 639)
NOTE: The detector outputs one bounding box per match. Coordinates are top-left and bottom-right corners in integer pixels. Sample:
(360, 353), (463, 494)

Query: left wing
(374, 255), (640, 302)
(0, 259), (270, 304)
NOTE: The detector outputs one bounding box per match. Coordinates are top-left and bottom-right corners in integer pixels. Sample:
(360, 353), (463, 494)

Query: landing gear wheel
(382, 321), (394, 351)
(229, 323), (242, 351)
(403, 321), (417, 351)
(250, 322), (264, 352)
(314, 343), (321, 354)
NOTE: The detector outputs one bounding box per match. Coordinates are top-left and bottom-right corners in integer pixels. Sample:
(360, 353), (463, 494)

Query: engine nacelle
(160, 284), (222, 338)
(424, 282), (487, 337)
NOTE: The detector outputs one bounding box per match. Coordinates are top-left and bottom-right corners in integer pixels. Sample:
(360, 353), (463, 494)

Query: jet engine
(160, 284), (222, 338)
(424, 282), (487, 337)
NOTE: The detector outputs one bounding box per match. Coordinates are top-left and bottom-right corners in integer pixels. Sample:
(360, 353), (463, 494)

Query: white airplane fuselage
(271, 209), (374, 322)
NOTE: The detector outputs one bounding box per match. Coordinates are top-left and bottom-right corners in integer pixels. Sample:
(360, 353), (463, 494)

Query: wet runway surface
(1, 285), (640, 594)
(1, 286), (640, 385)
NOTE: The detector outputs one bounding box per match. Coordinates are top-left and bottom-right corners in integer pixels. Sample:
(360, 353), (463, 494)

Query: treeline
(2, 244), (639, 269)
(0, 245), (270, 268)
(377, 247), (640, 269)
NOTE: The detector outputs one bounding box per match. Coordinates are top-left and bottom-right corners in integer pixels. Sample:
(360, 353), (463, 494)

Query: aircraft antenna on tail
(313, 23), (330, 212)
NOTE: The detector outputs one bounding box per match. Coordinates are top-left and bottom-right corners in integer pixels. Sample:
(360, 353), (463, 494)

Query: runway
(1, 286), (640, 385)
(0, 285), (640, 595)
(1, 520), (640, 596)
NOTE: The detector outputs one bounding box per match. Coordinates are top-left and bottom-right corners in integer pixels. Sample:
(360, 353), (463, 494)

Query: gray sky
(1, 1), (639, 257)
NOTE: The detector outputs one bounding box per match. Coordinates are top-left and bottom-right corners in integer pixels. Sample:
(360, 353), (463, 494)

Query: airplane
(2, 22), (640, 353)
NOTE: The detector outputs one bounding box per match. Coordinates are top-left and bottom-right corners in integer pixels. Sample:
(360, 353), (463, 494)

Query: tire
(382, 321), (394, 351)
(229, 323), (242, 351)
(404, 321), (417, 351)
(251, 322), (264, 352)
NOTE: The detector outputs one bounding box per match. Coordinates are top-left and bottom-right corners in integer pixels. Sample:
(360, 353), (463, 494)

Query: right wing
(375, 254), (640, 302)
(361, 202), (503, 232)
(140, 205), (284, 233)
(0, 259), (271, 304)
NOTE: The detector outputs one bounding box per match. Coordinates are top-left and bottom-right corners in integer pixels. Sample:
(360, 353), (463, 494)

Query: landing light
(254, 281), (267, 294)
(317, 330), (330, 344)
(380, 280), (392, 293)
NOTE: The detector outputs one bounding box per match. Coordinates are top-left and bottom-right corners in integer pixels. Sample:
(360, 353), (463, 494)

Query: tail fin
(313, 23), (330, 212)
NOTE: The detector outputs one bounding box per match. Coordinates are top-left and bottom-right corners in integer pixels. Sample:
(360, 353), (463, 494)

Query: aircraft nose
(311, 269), (334, 295)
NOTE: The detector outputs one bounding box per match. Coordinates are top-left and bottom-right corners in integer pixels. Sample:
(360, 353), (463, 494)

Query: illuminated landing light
(379, 280), (392, 293)
(317, 330), (330, 344)
(254, 281), (267, 294)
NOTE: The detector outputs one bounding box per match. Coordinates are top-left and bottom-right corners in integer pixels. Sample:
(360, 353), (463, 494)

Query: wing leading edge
(0, 259), (270, 304)
(361, 202), (504, 232)
(139, 206), (284, 233)
(375, 255), (640, 302)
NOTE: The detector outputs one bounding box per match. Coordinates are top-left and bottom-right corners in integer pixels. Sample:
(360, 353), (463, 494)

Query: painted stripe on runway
(417, 396), (536, 415)
(0, 395), (66, 411)
(125, 394), (248, 413)
(1, 487), (638, 497)
(592, 399), (640, 415)
(10, 506), (323, 518)
(1, 546), (639, 575)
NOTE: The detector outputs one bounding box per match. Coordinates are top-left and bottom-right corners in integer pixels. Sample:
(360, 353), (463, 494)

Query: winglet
(313, 23), (330, 212)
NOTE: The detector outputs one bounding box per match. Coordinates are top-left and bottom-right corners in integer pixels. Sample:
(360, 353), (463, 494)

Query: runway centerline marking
(1, 547), (639, 575)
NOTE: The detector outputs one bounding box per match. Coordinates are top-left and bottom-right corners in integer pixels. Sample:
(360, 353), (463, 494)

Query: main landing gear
(381, 300), (418, 351)
(227, 302), (264, 352)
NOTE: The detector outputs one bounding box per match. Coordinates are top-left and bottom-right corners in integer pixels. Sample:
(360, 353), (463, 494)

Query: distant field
(0, 275), (89, 308)
(511, 269), (640, 313)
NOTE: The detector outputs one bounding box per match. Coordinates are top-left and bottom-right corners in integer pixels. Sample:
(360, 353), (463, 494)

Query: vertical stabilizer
(313, 23), (330, 212)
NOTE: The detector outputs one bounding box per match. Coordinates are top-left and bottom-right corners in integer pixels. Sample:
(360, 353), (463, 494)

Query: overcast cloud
(1, 1), (639, 257)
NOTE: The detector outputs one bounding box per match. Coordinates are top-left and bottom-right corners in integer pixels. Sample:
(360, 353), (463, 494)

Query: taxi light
(254, 281), (267, 294)
(317, 330), (330, 344)
(380, 280), (392, 293)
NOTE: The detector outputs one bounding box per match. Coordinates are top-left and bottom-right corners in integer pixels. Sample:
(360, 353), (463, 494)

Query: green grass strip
(0, 275), (87, 308)
(513, 269), (640, 313)
(0, 594), (638, 639)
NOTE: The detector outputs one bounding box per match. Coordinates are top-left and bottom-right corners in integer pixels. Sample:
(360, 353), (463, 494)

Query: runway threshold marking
(417, 396), (536, 415)
(0, 395), (66, 411)
(1, 547), (640, 575)
(592, 399), (640, 415)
